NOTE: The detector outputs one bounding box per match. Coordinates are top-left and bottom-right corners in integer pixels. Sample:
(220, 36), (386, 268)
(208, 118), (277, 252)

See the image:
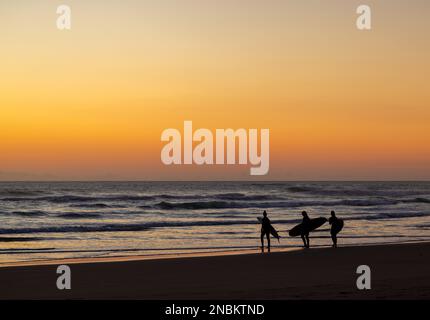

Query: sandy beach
(1, 242), (429, 299)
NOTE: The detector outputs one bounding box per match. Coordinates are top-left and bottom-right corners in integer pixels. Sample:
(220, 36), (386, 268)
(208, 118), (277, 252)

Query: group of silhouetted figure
(259, 210), (344, 253)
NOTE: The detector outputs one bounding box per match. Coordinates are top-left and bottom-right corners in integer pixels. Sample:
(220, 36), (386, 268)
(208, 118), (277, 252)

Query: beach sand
(1, 242), (429, 299)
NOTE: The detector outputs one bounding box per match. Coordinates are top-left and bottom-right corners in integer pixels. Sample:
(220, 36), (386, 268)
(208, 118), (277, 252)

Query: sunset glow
(1, 0), (429, 180)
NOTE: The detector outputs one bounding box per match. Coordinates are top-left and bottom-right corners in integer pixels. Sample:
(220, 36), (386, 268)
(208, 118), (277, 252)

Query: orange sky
(1, 0), (429, 180)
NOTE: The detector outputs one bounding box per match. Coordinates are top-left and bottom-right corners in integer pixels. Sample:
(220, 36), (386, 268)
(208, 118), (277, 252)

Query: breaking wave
(155, 198), (402, 210)
(0, 219), (293, 235)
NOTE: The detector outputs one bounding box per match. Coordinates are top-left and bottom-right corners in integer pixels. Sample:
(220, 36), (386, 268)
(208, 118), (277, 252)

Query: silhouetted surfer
(301, 211), (311, 248)
(329, 210), (344, 248)
(260, 210), (272, 253)
(289, 211), (327, 247)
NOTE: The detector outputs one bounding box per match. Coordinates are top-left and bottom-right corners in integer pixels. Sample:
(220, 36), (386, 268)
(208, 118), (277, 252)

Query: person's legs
(260, 230), (265, 252)
(301, 234), (307, 248)
(305, 233), (310, 248)
(331, 232), (337, 248)
(266, 232), (271, 252)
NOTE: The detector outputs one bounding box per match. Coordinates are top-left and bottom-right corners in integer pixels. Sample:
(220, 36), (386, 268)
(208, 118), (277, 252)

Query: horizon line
(0, 180), (429, 183)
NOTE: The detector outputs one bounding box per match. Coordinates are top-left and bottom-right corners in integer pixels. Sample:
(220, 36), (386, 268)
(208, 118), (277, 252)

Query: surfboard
(331, 219), (344, 235)
(288, 217), (327, 237)
(257, 217), (280, 241)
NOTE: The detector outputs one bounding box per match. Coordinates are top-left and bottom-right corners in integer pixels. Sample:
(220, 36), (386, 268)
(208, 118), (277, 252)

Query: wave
(0, 194), (156, 203)
(212, 193), (283, 201)
(68, 203), (117, 209)
(10, 210), (46, 217)
(0, 189), (45, 196)
(155, 198), (401, 210)
(0, 236), (48, 242)
(339, 199), (399, 206)
(286, 186), (311, 193)
(415, 224), (430, 229)
(156, 201), (241, 210)
(59, 213), (102, 219)
(1, 209), (153, 218)
(156, 194), (206, 200)
(0, 192), (285, 204)
(0, 211), (428, 235)
(286, 185), (430, 197)
(358, 211), (430, 220)
(3, 189), (427, 208)
(402, 197), (430, 204)
(0, 218), (296, 235)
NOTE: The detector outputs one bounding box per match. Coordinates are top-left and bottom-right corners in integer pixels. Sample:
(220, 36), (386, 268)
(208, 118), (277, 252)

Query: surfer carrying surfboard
(289, 212), (327, 248)
(329, 210), (344, 248)
(300, 211), (311, 248)
(259, 210), (280, 253)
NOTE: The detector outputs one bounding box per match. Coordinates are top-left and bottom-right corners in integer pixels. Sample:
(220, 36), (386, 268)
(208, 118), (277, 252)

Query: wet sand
(1, 242), (429, 299)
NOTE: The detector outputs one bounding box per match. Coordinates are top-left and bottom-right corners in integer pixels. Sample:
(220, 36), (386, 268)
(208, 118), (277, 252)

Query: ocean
(0, 181), (429, 264)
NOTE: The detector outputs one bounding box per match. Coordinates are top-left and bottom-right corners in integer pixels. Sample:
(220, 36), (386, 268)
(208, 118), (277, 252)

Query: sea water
(0, 181), (429, 263)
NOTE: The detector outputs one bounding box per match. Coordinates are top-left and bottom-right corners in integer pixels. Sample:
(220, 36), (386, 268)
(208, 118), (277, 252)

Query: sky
(0, 0), (429, 180)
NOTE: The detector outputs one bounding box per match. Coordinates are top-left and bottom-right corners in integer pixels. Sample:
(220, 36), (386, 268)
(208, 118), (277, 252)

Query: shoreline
(0, 247), (300, 268)
(1, 240), (429, 268)
(1, 241), (430, 299)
